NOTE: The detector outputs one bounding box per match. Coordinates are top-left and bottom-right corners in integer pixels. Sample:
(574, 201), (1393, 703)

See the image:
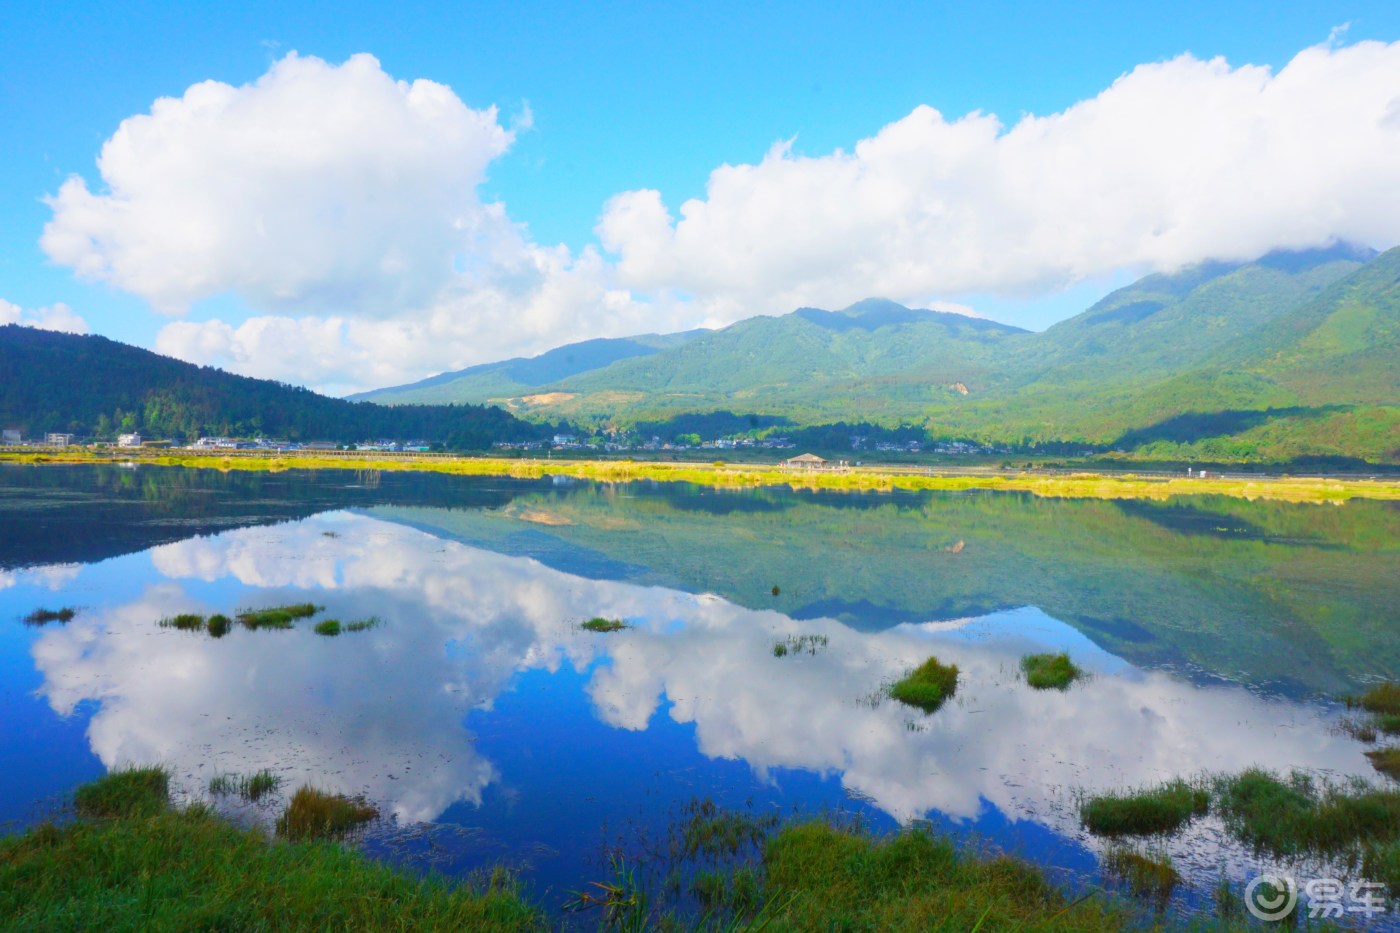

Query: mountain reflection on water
(2, 465), (1397, 915)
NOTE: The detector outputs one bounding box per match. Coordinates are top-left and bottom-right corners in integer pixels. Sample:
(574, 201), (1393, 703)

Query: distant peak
(840, 297), (912, 316)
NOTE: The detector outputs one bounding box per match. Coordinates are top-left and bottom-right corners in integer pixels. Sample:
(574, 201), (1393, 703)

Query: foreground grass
(1080, 779), (1210, 837)
(0, 774), (542, 931)
(11, 449), (1399, 504)
(889, 656), (959, 713)
(1021, 652), (1084, 690)
(761, 820), (1129, 931)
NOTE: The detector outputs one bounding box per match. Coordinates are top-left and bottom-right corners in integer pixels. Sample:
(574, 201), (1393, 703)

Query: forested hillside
(0, 326), (539, 447)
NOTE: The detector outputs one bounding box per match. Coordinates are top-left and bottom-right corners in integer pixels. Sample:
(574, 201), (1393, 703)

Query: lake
(2, 462), (1397, 925)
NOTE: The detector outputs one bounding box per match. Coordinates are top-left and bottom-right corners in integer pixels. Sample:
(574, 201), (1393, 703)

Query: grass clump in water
(1102, 845), (1181, 907)
(772, 633), (829, 658)
(237, 603), (320, 630)
(888, 656), (959, 713)
(158, 613), (206, 631)
(313, 619), (341, 636)
(276, 785), (378, 841)
(671, 798), (779, 862)
(580, 617), (627, 633)
(209, 769), (282, 803)
(73, 766), (170, 818)
(1365, 839), (1400, 896)
(1355, 683), (1400, 717)
(1, 776), (541, 930)
(345, 616), (380, 633)
(1368, 748), (1400, 781)
(1020, 652), (1083, 690)
(1215, 768), (1400, 856)
(1080, 779), (1209, 837)
(206, 614), (232, 638)
(22, 607), (76, 625)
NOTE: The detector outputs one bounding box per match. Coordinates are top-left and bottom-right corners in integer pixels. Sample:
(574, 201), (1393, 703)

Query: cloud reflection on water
(30, 512), (1373, 844)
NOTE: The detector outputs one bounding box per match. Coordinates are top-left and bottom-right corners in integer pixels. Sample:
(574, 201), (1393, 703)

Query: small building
(2, 428), (21, 445)
(45, 433), (76, 447)
(781, 453), (828, 469)
(117, 433), (142, 448)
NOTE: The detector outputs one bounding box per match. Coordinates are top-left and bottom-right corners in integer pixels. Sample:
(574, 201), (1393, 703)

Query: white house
(117, 433), (142, 448)
(45, 433), (76, 447)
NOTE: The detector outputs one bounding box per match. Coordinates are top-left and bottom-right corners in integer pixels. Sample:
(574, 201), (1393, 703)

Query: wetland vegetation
(1080, 780), (1210, 837)
(888, 656), (959, 713)
(1021, 652), (1084, 690)
(20, 606), (76, 626)
(581, 617), (628, 632)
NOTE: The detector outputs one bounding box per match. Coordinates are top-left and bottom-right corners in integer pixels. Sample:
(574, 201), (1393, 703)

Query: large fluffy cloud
(599, 40), (1400, 322)
(0, 299), (88, 334)
(42, 52), (667, 393)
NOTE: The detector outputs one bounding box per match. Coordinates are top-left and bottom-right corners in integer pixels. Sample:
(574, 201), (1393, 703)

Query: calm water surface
(1, 463), (1397, 923)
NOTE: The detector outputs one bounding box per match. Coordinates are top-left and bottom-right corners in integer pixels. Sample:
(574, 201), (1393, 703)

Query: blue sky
(4, 1), (1400, 393)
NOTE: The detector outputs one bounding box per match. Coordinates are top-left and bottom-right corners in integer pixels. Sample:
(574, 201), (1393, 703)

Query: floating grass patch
(1102, 845), (1181, 907)
(209, 769), (282, 803)
(158, 612), (206, 631)
(1, 779), (541, 930)
(73, 766), (170, 819)
(276, 785), (378, 841)
(772, 633), (829, 658)
(1080, 779), (1209, 837)
(206, 614), (232, 638)
(345, 616), (380, 633)
(580, 617), (627, 633)
(1342, 717), (1380, 743)
(22, 607), (75, 626)
(1215, 768), (1400, 856)
(1370, 749), (1400, 781)
(770, 585), (780, 596)
(313, 619), (342, 636)
(237, 603), (320, 630)
(888, 656), (958, 713)
(1020, 652), (1083, 690)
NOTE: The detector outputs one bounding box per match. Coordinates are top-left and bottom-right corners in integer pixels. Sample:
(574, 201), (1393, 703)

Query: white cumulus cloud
(598, 40), (1400, 324)
(0, 298), (89, 334)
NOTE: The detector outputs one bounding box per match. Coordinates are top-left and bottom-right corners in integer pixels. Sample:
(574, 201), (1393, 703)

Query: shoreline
(4, 449), (1399, 503)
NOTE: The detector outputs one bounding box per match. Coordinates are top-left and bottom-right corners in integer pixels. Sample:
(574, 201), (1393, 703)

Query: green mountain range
(0, 326), (540, 447)
(358, 244), (1400, 463)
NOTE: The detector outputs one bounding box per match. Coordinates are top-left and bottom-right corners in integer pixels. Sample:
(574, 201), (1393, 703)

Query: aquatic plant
(1102, 845), (1180, 907)
(1215, 768), (1400, 856)
(888, 656), (959, 713)
(206, 614), (232, 638)
(562, 855), (647, 930)
(1020, 652), (1083, 690)
(1342, 717), (1380, 743)
(158, 612), (206, 631)
(275, 785), (378, 841)
(1369, 748), (1400, 781)
(1356, 683), (1400, 717)
(22, 607), (76, 625)
(73, 766), (170, 819)
(1365, 839), (1400, 896)
(345, 616), (381, 632)
(237, 603), (320, 630)
(674, 798), (779, 862)
(1, 777), (540, 930)
(1080, 779), (1209, 837)
(313, 619), (342, 636)
(772, 634), (829, 658)
(770, 585), (780, 596)
(209, 769), (282, 803)
(762, 819), (1129, 931)
(581, 617), (628, 633)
